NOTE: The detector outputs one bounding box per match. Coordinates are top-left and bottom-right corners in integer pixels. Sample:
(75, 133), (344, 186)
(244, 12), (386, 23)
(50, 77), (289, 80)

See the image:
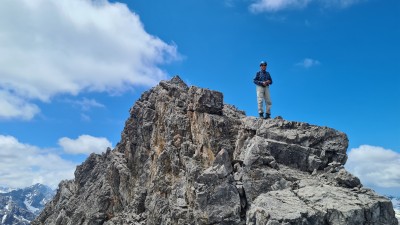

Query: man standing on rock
(254, 61), (273, 119)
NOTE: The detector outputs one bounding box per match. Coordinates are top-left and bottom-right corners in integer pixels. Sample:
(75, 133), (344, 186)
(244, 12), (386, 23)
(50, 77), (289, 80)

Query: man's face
(260, 64), (267, 70)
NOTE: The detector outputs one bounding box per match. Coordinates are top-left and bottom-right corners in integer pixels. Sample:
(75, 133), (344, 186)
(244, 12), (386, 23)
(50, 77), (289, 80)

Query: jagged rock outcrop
(32, 76), (398, 225)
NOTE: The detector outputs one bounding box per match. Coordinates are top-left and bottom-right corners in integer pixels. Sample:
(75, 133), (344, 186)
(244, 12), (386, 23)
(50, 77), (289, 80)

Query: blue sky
(0, 0), (399, 195)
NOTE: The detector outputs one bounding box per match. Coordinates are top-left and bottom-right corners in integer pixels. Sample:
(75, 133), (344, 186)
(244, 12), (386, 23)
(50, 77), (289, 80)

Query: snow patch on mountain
(386, 195), (400, 222)
(0, 187), (14, 194)
(24, 199), (39, 214)
(0, 184), (54, 225)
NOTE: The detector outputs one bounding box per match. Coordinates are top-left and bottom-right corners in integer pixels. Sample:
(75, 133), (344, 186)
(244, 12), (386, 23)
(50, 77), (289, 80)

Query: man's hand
(262, 80), (271, 86)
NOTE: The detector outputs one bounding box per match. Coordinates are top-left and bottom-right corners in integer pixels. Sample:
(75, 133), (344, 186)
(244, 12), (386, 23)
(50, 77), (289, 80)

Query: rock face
(32, 76), (398, 225)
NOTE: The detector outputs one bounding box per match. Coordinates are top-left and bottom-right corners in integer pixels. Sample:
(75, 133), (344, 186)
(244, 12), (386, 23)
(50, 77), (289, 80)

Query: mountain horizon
(0, 183), (54, 225)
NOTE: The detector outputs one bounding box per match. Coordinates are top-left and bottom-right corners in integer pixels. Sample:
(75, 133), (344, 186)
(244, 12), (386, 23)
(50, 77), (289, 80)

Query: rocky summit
(33, 76), (398, 225)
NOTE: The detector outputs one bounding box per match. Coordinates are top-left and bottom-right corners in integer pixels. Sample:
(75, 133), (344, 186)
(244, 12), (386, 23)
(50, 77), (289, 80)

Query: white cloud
(80, 113), (92, 122)
(0, 0), (179, 120)
(295, 58), (320, 68)
(322, 0), (364, 8)
(225, 0), (236, 7)
(0, 135), (76, 189)
(249, 0), (365, 13)
(69, 98), (105, 111)
(250, 0), (311, 13)
(58, 134), (112, 154)
(0, 90), (40, 120)
(346, 145), (400, 188)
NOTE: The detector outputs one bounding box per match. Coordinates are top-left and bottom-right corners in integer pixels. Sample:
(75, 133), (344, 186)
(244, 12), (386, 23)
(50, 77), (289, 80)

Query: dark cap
(260, 61), (267, 66)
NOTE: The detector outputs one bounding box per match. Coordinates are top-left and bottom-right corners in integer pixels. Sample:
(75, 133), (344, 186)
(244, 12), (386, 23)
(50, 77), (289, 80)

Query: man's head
(260, 61), (267, 70)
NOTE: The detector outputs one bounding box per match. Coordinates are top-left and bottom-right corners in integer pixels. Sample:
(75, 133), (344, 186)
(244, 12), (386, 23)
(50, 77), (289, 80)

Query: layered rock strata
(33, 76), (398, 225)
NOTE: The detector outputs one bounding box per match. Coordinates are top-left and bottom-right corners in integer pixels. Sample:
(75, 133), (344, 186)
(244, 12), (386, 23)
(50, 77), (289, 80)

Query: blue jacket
(254, 70), (273, 87)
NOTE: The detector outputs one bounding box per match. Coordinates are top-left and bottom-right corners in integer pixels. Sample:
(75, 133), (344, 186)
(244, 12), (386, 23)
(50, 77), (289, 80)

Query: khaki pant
(256, 85), (272, 114)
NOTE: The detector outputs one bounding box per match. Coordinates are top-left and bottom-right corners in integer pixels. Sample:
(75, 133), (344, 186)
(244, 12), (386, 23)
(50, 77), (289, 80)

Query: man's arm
(267, 72), (273, 85)
(253, 72), (264, 86)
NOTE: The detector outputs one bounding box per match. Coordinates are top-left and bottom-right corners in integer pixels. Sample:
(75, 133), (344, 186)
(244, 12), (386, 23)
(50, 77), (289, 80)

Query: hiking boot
(259, 113), (264, 118)
(265, 113), (271, 119)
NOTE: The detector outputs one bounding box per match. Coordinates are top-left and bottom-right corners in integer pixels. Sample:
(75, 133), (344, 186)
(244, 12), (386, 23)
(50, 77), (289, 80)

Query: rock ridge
(33, 76), (398, 225)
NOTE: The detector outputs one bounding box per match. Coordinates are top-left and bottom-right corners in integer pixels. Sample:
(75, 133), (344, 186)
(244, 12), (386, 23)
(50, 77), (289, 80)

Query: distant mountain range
(0, 184), (54, 225)
(0, 187), (15, 194)
(387, 195), (400, 222)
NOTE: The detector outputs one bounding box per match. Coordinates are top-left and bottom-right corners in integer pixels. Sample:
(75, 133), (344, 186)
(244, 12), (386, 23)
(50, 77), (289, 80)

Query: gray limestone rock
(32, 76), (398, 225)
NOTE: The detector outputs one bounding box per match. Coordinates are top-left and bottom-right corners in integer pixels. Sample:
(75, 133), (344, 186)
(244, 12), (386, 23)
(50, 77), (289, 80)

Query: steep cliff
(33, 76), (398, 225)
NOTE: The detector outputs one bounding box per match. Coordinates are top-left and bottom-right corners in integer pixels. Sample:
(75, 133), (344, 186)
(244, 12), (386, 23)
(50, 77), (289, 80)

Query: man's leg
(256, 86), (264, 116)
(264, 86), (272, 116)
